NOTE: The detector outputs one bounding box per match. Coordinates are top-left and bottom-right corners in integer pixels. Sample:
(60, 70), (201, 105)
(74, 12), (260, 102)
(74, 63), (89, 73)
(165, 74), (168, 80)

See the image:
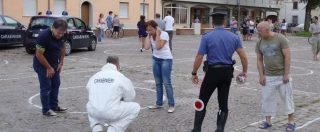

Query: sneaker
(140, 48), (143, 52)
(51, 106), (68, 113)
(148, 105), (163, 109)
(92, 124), (104, 132)
(43, 110), (57, 116)
(168, 106), (175, 113)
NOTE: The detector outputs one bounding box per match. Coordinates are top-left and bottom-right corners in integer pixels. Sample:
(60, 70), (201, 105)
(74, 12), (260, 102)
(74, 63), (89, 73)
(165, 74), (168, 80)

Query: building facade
(162, 0), (281, 28)
(0, 0), (162, 28)
(278, 0), (306, 25)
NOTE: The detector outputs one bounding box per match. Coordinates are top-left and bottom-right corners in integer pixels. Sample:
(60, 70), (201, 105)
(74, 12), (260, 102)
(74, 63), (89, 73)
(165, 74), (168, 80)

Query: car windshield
(30, 17), (56, 28)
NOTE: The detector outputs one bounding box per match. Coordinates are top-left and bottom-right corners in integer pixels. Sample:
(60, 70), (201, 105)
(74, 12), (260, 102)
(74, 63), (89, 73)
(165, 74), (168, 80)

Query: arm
(155, 29), (167, 50)
(35, 46), (55, 78)
(236, 48), (248, 75)
(191, 54), (204, 84)
(282, 48), (291, 83)
(256, 53), (266, 86)
(57, 43), (66, 73)
(122, 77), (136, 102)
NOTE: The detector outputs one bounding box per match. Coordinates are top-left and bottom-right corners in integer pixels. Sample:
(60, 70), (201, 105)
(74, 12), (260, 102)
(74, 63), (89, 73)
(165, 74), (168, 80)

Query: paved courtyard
(0, 34), (320, 132)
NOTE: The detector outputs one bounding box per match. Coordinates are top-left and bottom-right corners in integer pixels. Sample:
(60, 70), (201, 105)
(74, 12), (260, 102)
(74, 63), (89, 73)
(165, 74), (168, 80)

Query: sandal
(259, 121), (272, 129)
(286, 123), (296, 132)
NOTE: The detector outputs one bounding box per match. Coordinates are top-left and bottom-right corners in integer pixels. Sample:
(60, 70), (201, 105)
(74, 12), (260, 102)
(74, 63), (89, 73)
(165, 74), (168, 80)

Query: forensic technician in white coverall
(86, 56), (141, 132)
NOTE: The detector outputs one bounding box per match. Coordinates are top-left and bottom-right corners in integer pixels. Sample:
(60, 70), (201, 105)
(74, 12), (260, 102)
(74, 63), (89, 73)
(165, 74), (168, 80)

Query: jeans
(98, 28), (104, 42)
(152, 56), (175, 107)
(166, 31), (173, 51)
(34, 65), (61, 113)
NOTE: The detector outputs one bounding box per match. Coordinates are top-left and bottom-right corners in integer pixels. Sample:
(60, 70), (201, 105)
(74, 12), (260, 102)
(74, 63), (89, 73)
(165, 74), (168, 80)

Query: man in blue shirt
(106, 11), (113, 37)
(33, 19), (68, 116)
(191, 12), (248, 132)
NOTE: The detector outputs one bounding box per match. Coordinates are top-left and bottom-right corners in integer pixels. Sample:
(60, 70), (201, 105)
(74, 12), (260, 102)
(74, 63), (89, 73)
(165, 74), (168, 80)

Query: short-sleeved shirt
(163, 16), (174, 31)
(113, 17), (120, 26)
(198, 27), (243, 65)
(255, 33), (289, 76)
(106, 15), (113, 28)
(137, 21), (147, 34)
(310, 23), (320, 38)
(33, 29), (66, 71)
(154, 18), (165, 31)
(150, 31), (173, 59)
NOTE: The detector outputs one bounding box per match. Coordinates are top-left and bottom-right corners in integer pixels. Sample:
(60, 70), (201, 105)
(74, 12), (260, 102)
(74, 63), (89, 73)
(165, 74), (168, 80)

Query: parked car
(0, 15), (26, 46)
(23, 15), (97, 55)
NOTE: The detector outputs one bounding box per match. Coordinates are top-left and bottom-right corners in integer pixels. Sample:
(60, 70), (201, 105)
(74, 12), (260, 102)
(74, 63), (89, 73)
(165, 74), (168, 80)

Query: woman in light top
(144, 20), (175, 113)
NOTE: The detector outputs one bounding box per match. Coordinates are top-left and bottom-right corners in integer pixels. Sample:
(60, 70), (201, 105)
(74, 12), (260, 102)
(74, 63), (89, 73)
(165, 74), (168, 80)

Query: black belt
(208, 64), (233, 68)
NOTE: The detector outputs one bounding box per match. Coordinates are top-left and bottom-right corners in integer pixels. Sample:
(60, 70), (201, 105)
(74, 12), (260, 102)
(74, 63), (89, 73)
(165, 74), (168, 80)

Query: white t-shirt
(163, 15), (174, 31)
(281, 23), (287, 30)
(249, 21), (255, 30)
(151, 31), (173, 59)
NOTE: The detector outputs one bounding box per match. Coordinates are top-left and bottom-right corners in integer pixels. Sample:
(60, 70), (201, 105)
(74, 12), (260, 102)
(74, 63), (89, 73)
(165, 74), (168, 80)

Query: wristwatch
(192, 72), (197, 76)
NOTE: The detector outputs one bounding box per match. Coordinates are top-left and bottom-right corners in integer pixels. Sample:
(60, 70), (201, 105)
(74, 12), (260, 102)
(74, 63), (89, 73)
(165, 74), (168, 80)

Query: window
(74, 18), (86, 30)
(293, 2), (298, 9)
(54, 0), (66, 15)
(0, 18), (4, 25)
(3, 16), (18, 26)
(140, 3), (149, 19)
(119, 3), (129, 18)
(67, 19), (76, 29)
(23, 0), (37, 16)
(0, 0), (3, 14)
(164, 3), (188, 24)
(292, 16), (298, 24)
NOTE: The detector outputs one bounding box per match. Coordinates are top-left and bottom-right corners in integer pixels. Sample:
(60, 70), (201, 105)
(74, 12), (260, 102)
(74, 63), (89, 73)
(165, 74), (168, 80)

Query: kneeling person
(86, 56), (140, 132)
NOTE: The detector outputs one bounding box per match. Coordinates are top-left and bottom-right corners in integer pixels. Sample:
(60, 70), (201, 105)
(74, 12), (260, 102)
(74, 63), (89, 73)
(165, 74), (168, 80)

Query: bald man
(255, 22), (295, 131)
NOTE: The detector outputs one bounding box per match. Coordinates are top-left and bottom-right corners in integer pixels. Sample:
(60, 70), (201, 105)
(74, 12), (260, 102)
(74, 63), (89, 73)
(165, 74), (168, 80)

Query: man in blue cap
(191, 11), (248, 132)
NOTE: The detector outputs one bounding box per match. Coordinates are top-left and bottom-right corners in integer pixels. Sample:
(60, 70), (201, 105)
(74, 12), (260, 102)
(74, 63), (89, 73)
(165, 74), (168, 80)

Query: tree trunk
(304, 2), (312, 32)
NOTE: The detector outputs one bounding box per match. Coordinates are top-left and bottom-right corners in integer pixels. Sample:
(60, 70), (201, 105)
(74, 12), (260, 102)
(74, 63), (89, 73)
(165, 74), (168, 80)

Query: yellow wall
(1, 0), (161, 28)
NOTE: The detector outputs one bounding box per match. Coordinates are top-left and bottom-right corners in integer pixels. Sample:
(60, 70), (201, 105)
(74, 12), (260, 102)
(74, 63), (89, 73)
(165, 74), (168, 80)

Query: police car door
(66, 18), (80, 48)
(74, 18), (90, 47)
(1, 16), (25, 45)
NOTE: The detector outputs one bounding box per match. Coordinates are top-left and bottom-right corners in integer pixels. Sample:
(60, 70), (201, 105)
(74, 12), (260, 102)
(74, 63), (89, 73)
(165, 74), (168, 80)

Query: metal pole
(154, 0), (156, 18)
(237, 0), (240, 31)
(143, 0), (146, 16)
(48, 0), (50, 11)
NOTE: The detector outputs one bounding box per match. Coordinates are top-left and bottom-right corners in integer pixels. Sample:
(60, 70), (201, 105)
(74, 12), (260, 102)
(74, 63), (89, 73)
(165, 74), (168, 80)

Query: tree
(300, 0), (320, 31)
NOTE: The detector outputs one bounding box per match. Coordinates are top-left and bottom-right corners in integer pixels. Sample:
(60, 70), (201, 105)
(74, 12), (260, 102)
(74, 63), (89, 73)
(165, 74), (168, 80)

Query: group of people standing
(97, 11), (121, 42)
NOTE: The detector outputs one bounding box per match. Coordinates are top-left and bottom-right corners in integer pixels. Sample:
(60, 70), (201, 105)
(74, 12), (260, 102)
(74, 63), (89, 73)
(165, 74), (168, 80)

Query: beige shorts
(261, 76), (295, 117)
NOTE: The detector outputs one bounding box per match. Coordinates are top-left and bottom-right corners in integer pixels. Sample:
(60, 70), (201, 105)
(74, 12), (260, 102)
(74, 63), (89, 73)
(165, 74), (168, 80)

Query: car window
(67, 19), (76, 29)
(3, 16), (18, 26)
(0, 18), (4, 25)
(30, 17), (55, 28)
(74, 18), (86, 30)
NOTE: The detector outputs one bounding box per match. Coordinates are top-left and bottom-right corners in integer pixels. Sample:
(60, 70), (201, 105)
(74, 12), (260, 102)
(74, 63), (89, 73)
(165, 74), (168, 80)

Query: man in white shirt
(310, 16), (320, 61)
(163, 11), (175, 51)
(86, 56), (140, 132)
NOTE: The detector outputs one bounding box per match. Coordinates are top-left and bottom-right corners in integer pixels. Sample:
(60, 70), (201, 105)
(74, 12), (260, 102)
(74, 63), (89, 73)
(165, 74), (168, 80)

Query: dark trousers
(166, 30), (173, 51)
(199, 66), (233, 112)
(35, 67), (61, 113)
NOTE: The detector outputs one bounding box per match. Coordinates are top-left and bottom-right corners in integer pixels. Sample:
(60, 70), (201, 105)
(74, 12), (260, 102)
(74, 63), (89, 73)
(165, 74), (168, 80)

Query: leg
(108, 102), (140, 132)
(278, 78), (295, 123)
(49, 71), (60, 109)
(153, 57), (164, 106)
(166, 31), (173, 51)
(161, 59), (175, 107)
(215, 68), (233, 132)
(316, 41), (320, 58)
(98, 28), (103, 42)
(261, 77), (279, 124)
(37, 74), (52, 113)
(142, 37), (146, 49)
(312, 42), (317, 60)
(192, 70), (218, 132)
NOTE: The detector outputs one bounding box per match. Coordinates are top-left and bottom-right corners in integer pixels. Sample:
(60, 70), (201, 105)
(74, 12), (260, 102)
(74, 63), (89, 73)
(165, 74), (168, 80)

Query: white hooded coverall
(86, 63), (140, 132)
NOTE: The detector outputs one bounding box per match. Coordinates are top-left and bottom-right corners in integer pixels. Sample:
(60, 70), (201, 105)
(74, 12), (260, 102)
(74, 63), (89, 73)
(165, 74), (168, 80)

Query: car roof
(30, 15), (78, 19)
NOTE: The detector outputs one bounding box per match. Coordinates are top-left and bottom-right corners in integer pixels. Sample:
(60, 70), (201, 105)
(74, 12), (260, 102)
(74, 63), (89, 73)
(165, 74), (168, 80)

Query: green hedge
(294, 32), (312, 37)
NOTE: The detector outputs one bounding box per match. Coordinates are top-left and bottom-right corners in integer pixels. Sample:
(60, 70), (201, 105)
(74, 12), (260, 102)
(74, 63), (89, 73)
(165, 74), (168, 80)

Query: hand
(192, 75), (199, 84)
(46, 67), (55, 78)
(156, 28), (161, 37)
(259, 76), (266, 86)
(283, 75), (289, 84)
(236, 72), (247, 82)
(57, 63), (63, 74)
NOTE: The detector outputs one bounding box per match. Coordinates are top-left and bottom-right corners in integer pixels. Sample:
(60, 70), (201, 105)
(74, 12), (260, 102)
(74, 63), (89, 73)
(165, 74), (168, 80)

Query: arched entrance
(81, 1), (93, 26)
(190, 5), (211, 28)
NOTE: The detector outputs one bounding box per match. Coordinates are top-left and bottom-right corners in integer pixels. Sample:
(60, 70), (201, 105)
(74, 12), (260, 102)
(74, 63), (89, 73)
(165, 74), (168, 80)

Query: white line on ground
(28, 86), (156, 114)
(296, 117), (320, 130)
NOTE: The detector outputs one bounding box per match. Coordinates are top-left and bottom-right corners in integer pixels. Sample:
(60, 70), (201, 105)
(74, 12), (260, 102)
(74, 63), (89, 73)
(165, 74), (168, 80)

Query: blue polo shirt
(198, 27), (243, 65)
(33, 29), (65, 73)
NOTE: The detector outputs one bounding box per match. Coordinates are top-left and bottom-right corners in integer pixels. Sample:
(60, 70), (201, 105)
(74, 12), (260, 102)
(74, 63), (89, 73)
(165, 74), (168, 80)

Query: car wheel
(88, 39), (97, 51)
(25, 47), (35, 54)
(65, 41), (72, 56)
